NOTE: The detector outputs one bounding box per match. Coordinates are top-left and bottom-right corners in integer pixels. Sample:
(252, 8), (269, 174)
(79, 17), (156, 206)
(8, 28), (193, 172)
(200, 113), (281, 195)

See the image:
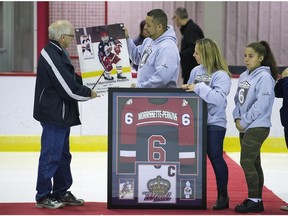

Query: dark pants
(284, 128), (288, 148)
(239, 127), (270, 198)
(207, 125), (228, 195)
(35, 123), (72, 201)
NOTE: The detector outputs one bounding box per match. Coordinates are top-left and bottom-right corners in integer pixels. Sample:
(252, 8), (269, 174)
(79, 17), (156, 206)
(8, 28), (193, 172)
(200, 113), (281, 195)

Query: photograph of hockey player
(81, 35), (94, 58)
(75, 23), (132, 96)
(124, 9), (180, 88)
(98, 31), (126, 80)
(119, 178), (134, 199)
(117, 97), (198, 175)
(182, 38), (231, 210)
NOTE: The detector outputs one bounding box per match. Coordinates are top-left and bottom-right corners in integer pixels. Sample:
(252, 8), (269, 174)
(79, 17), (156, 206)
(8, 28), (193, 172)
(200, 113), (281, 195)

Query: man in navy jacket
(275, 68), (288, 149)
(274, 68), (288, 211)
(33, 20), (97, 209)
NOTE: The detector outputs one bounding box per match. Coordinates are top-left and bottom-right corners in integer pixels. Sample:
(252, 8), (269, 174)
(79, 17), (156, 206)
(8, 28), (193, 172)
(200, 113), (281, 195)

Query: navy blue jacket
(275, 77), (288, 128)
(33, 41), (92, 127)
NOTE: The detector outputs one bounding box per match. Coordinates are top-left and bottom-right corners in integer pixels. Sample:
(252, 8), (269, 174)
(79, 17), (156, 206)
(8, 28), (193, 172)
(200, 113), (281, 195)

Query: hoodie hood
(154, 25), (178, 45)
(246, 66), (271, 78)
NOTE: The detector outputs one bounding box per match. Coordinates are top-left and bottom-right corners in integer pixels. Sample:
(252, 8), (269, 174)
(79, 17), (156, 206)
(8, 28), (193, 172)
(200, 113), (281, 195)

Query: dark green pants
(239, 127), (270, 198)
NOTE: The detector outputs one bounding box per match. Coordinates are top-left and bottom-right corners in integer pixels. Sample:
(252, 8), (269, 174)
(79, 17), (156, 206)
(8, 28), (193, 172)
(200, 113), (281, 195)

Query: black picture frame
(108, 88), (207, 209)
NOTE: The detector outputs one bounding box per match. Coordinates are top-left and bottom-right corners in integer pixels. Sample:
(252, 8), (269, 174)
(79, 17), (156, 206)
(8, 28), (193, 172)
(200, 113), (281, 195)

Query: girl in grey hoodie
(233, 41), (278, 213)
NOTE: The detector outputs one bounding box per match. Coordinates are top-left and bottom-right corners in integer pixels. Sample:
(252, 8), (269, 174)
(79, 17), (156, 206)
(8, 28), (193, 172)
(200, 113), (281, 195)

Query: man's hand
(282, 68), (288, 78)
(123, 27), (129, 39)
(91, 90), (98, 98)
(131, 83), (136, 88)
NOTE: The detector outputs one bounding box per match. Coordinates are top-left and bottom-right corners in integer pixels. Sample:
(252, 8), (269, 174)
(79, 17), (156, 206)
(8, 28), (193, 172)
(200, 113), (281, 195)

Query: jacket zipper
(39, 88), (45, 104)
(62, 102), (65, 119)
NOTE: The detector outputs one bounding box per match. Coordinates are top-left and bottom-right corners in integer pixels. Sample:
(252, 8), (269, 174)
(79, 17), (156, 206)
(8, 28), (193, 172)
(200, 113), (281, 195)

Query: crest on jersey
(126, 98), (133, 105)
(237, 81), (250, 105)
(182, 99), (188, 107)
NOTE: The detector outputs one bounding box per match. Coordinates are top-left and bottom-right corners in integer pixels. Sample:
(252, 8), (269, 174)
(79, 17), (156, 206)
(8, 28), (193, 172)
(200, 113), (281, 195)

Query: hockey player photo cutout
(107, 88), (207, 209)
(75, 23), (132, 96)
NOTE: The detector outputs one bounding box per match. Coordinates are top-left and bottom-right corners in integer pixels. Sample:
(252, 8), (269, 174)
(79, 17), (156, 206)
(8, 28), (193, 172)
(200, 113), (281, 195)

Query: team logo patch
(180, 179), (196, 200)
(142, 175), (172, 202)
(137, 164), (177, 203)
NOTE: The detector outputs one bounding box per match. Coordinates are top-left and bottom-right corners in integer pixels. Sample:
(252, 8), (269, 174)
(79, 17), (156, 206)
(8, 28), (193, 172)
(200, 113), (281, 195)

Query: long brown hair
(246, 41), (278, 80)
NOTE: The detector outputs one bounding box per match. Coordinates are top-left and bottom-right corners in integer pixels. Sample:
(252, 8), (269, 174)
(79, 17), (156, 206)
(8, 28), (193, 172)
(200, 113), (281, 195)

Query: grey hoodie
(127, 25), (180, 88)
(188, 65), (231, 128)
(233, 66), (275, 131)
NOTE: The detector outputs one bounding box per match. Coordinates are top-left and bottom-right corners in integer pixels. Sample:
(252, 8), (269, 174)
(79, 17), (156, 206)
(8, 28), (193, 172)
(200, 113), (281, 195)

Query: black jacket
(275, 77), (288, 128)
(33, 41), (92, 127)
(180, 19), (204, 79)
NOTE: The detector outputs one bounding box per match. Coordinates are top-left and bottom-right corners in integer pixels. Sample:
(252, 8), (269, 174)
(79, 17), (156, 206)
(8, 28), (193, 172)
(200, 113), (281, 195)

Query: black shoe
(234, 199), (262, 213)
(259, 200), (264, 211)
(117, 73), (126, 79)
(60, 191), (85, 206)
(213, 195), (229, 210)
(104, 75), (114, 80)
(35, 196), (64, 209)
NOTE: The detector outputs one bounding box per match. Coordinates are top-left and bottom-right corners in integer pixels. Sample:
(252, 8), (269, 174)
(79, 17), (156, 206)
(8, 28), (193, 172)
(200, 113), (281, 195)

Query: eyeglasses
(63, 34), (75, 38)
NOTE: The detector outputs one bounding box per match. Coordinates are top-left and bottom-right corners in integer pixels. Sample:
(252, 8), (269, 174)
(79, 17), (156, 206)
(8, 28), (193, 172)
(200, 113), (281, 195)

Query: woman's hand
(181, 84), (196, 92)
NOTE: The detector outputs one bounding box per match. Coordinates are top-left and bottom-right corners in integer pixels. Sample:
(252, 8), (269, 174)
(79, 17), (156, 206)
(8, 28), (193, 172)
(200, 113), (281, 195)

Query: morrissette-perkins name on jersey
(138, 110), (177, 121)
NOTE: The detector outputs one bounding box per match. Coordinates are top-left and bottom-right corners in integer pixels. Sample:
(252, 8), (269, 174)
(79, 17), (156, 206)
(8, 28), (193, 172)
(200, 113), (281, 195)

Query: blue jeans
(35, 123), (72, 201)
(207, 125), (228, 194)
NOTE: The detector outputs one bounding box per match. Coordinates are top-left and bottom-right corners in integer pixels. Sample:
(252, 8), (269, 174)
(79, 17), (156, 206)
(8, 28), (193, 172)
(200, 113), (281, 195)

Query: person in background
(182, 38), (231, 210)
(33, 20), (97, 209)
(172, 7), (204, 84)
(233, 41), (278, 213)
(274, 67), (288, 211)
(132, 20), (149, 71)
(124, 8), (180, 88)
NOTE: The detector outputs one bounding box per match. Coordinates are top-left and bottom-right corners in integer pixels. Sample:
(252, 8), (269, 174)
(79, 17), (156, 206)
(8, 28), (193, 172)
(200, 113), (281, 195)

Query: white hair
(48, 20), (74, 41)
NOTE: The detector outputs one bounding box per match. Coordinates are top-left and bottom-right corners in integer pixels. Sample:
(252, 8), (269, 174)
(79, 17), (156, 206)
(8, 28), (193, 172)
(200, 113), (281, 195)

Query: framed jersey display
(108, 88), (207, 209)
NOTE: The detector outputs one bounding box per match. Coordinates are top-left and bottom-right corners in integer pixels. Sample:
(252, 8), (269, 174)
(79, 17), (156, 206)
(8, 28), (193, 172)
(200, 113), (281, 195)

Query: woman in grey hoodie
(182, 38), (232, 210)
(233, 41), (278, 213)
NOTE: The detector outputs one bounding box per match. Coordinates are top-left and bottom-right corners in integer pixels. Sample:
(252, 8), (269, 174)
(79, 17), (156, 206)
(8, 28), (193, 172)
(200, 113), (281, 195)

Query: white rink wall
(0, 75), (283, 137)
